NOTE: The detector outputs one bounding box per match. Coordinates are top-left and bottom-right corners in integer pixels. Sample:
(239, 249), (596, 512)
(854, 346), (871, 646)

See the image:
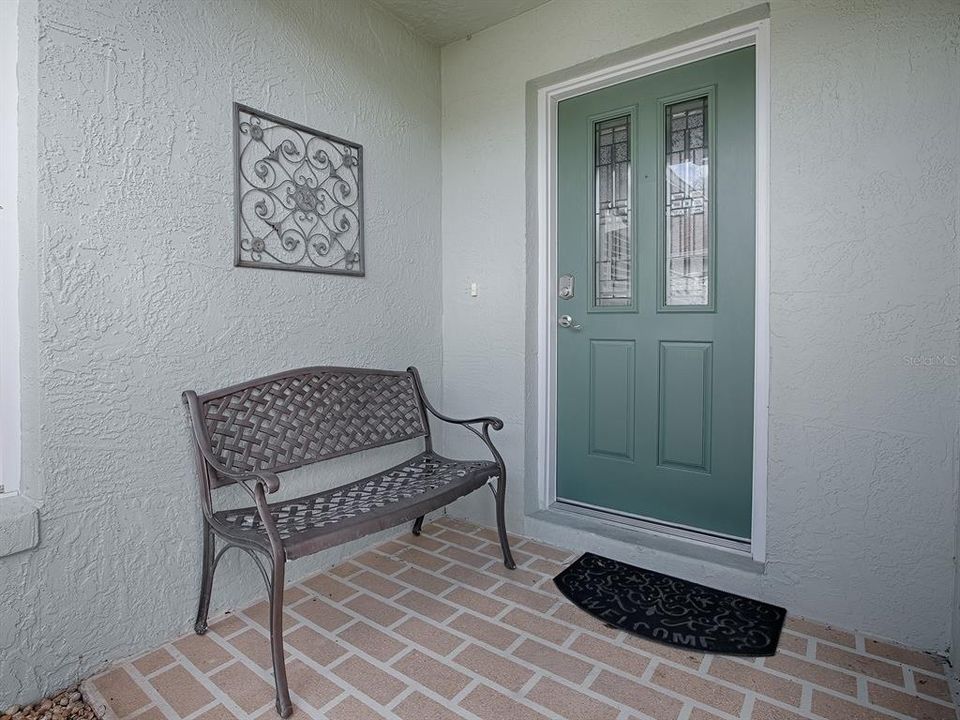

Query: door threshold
(527, 506), (765, 574)
(553, 499), (752, 554)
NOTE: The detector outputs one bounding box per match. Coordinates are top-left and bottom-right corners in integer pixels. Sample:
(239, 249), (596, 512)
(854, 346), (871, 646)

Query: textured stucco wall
(954, 499), (960, 670)
(2, 0), (441, 704)
(440, 0), (960, 651)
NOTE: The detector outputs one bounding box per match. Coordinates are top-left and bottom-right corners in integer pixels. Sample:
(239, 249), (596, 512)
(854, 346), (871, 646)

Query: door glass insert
(664, 97), (709, 306)
(594, 116), (632, 307)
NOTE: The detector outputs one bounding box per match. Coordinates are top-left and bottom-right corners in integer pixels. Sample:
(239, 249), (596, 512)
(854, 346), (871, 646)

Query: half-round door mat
(553, 552), (786, 656)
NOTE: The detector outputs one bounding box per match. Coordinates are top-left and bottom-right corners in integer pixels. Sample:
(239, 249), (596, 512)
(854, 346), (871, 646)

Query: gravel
(1, 687), (97, 720)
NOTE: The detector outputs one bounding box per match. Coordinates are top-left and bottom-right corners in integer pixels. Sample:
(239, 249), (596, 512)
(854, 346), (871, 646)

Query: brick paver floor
(83, 517), (957, 720)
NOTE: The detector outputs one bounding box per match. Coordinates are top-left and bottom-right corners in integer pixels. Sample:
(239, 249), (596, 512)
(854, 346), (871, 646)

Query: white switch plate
(470, 282), (478, 297)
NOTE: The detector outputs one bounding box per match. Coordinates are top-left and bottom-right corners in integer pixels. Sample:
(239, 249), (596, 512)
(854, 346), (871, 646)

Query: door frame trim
(535, 19), (771, 562)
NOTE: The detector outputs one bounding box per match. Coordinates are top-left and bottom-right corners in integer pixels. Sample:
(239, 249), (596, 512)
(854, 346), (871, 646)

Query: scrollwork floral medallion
(234, 103), (364, 275)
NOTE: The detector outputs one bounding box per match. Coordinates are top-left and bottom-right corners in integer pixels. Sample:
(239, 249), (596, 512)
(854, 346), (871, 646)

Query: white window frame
(535, 19), (771, 562)
(1, 0), (20, 497)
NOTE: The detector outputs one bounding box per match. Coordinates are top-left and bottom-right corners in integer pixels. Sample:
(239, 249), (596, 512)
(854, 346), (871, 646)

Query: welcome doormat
(553, 552), (786, 656)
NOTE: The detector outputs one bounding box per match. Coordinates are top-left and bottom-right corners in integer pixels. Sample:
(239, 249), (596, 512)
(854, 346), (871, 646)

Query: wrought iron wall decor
(234, 103), (364, 275)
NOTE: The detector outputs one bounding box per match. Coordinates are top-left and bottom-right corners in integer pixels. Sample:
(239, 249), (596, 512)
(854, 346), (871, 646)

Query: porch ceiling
(373, 0), (551, 45)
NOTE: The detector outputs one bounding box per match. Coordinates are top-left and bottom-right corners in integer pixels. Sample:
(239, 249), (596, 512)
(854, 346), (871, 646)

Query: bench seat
(214, 452), (497, 559)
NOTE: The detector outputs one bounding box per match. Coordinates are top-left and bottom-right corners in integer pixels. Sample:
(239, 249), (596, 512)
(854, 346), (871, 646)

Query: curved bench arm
(182, 391), (282, 493)
(182, 391), (285, 554)
(407, 367), (504, 431)
(407, 367), (506, 467)
(428, 408), (504, 431)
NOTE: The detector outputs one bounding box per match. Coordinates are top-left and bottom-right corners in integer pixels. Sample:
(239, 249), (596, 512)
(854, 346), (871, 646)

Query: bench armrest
(201, 450), (281, 495)
(407, 367), (506, 472)
(406, 367), (504, 431)
(182, 391), (281, 494)
(425, 409), (504, 431)
(182, 391), (287, 558)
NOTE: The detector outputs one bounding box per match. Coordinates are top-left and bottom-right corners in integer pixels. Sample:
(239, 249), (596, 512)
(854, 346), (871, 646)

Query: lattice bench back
(196, 367), (428, 487)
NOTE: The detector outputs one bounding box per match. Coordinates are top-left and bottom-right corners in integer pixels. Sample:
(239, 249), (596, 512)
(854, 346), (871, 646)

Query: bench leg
(495, 474), (517, 569)
(269, 551), (293, 718)
(412, 515), (425, 536)
(194, 520), (215, 635)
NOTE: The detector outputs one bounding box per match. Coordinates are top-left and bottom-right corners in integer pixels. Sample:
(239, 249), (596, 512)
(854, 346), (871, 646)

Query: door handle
(558, 314), (582, 330)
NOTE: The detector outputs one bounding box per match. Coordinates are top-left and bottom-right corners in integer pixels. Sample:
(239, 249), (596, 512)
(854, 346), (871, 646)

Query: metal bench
(182, 366), (515, 717)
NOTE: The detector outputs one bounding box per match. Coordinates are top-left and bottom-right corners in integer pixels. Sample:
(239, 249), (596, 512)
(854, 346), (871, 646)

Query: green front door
(555, 48), (756, 541)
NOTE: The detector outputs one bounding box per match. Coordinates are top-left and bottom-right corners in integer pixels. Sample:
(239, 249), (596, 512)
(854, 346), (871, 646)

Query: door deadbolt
(559, 274), (575, 299)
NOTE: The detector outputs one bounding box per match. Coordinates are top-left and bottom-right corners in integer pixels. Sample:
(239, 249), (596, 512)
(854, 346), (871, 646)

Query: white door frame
(535, 19), (771, 563)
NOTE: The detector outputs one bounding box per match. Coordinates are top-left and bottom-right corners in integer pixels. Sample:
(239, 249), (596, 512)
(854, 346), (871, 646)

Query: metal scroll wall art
(234, 103), (364, 275)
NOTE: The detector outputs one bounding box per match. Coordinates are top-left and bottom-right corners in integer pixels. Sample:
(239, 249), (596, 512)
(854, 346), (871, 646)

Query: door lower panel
(658, 341), (712, 472)
(588, 339), (636, 461)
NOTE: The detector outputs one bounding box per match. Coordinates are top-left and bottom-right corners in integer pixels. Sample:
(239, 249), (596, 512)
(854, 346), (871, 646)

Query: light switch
(470, 282), (478, 297)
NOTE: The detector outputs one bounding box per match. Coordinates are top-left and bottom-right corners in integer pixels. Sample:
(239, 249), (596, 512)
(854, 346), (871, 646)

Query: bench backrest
(194, 367), (428, 487)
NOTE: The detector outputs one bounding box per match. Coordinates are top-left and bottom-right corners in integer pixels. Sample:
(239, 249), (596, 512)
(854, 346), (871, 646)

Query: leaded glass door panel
(555, 48), (756, 541)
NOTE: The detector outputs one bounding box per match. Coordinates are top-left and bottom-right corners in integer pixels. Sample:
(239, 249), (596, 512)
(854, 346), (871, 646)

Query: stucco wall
(2, 0), (441, 704)
(954, 501), (960, 670)
(441, 0), (960, 651)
